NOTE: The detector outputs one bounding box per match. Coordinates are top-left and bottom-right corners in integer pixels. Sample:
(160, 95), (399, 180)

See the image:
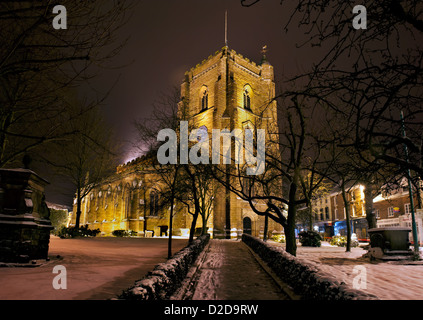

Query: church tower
(179, 45), (279, 238)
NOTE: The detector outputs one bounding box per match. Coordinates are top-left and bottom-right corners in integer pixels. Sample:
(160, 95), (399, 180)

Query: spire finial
(225, 10), (228, 47)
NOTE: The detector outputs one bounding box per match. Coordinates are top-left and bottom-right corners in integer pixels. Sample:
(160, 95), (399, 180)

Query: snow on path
(177, 240), (289, 300)
(271, 242), (423, 300)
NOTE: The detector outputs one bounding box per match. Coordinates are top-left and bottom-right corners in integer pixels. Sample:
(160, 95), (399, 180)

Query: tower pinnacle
(261, 45), (269, 65)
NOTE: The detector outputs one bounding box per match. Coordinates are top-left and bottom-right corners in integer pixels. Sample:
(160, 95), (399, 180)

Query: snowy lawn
(268, 241), (423, 300)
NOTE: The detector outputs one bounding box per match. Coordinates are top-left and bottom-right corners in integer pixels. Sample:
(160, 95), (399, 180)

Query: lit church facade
(70, 45), (283, 239)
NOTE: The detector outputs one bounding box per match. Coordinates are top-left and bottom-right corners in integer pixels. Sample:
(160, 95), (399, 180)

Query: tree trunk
(168, 195), (174, 259)
(341, 185), (351, 252)
(189, 211), (199, 243)
(364, 183), (376, 229)
(308, 201), (313, 231)
(285, 205), (297, 256)
(415, 179), (422, 210)
(285, 182), (298, 256)
(143, 190), (147, 236)
(75, 187), (82, 230)
(263, 214), (268, 241)
(201, 213), (207, 235)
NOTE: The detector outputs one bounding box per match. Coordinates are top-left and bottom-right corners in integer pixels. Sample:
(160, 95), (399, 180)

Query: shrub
(330, 235), (359, 247)
(112, 230), (138, 237)
(57, 225), (100, 238)
(242, 234), (379, 300)
(112, 230), (128, 237)
(57, 226), (77, 238)
(119, 234), (211, 300)
(298, 230), (322, 247)
(271, 234), (286, 243)
(128, 230), (138, 237)
(79, 225), (101, 237)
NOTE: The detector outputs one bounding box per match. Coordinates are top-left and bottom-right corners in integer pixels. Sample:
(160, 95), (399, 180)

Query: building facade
(299, 178), (423, 243)
(70, 45), (283, 239)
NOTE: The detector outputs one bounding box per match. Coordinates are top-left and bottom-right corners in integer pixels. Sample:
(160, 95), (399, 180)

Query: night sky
(99, 0), (322, 159)
(44, 1), (334, 206)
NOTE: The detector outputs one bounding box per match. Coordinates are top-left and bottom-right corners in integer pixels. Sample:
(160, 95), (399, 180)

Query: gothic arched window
(243, 87), (251, 110)
(201, 87), (208, 111)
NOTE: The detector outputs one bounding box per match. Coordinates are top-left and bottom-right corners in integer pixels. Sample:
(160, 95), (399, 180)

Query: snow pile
(293, 244), (423, 300)
(119, 234), (210, 300)
(242, 234), (378, 300)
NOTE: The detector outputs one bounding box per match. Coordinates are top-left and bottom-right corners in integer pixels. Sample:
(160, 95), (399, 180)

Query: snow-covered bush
(119, 234), (210, 300)
(271, 234), (286, 243)
(242, 234), (378, 300)
(330, 235), (359, 248)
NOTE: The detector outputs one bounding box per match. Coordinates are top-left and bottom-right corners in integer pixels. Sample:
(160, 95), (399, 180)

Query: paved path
(174, 240), (290, 300)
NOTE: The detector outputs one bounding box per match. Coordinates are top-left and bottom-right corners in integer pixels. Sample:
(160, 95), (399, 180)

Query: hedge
(118, 234), (210, 300)
(242, 234), (378, 300)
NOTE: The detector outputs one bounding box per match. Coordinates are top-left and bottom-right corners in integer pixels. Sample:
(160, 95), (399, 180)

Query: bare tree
(211, 97), (334, 256)
(0, 1), (134, 168)
(38, 102), (119, 230)
(263, 0), (423, 229)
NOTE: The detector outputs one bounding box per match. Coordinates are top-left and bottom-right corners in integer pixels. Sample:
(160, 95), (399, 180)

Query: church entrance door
(243, 217), (252, 235)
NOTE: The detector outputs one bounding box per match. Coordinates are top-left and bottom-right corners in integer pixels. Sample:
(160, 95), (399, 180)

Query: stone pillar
(0, 169), (53, 263)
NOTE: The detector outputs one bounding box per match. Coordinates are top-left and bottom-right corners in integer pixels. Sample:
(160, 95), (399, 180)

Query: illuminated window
(405, 203), (411, 215)
(243, 88), (251, 110)
(388, 207), (394, 217)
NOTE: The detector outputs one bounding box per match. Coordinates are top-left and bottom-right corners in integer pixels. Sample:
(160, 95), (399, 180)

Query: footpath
(172, 239), (292, 300)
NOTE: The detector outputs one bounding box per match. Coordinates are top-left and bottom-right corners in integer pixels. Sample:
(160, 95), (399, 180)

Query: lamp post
(401, 111), (419, 258)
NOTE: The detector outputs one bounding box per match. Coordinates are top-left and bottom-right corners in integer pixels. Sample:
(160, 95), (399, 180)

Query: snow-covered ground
(269, 241), (423, 300)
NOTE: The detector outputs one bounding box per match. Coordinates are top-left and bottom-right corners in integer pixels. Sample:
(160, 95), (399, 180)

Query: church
(70, 44), (283, 239)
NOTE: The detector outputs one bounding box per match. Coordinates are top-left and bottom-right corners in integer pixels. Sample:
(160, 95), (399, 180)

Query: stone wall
(119, 234), (210, 300)
(242, 234), (378, 300)
(0, 222), (51, 262)
(0, 169), (53, 263)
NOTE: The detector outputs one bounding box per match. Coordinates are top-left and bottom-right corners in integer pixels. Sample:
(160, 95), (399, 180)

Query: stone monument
(0, 168), (53, 263)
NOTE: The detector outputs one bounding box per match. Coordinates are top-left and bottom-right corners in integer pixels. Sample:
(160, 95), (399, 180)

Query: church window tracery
(243, 86), (251, 110)
(201, 86), (208, 111)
